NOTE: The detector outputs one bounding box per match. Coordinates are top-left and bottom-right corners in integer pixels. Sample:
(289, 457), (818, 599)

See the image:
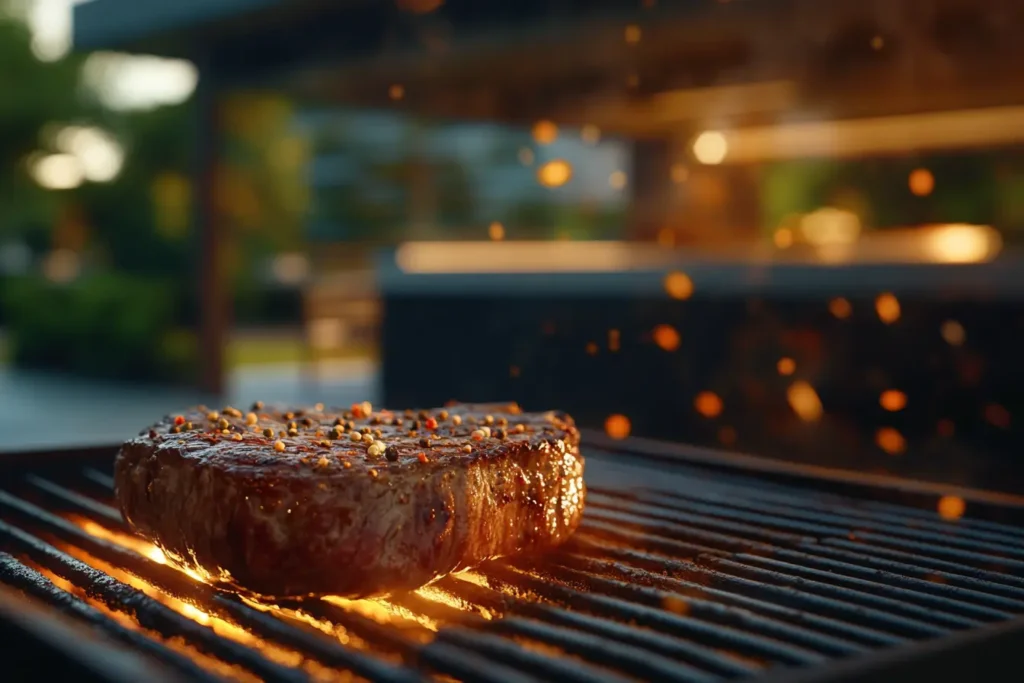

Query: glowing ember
(879, 390), (907, 412)
(876, 427), (906, 455)
(984, 404), (1011, 429)
(607, 329), (621, 352)
(537, 159), (572, 188)
(532, 120), (558, 146)
(909, 168), (934, 197)
(787, 381), (823, 422)
(694, 391), (723, 418)
(875, 293), (901, 324)
(941, 320), (966, 346)
(829, 297), (852, 319)
(776, 357), (796, 376)
(937, 495), (966, 521)
(662, 595), (690, 615)
(652, 324), (681, 352)
(664, 271), (694, 300)
(604, 414), (631, 440)
(585, 341), (599, 356)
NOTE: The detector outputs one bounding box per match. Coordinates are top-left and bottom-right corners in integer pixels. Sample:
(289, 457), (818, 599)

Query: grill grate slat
(0, 552), (225, 683)
(558, 538), (903, 648)
(0, 517), (310, 683)
(0, 446), (1022, 682)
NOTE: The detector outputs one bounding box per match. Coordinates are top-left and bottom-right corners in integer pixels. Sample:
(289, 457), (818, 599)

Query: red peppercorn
(174, 415), (185, 426)
(425, 417), (438, 430)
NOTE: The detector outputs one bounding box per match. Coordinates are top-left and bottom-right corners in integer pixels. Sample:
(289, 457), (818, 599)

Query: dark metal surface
(0, 440), (1023, 681)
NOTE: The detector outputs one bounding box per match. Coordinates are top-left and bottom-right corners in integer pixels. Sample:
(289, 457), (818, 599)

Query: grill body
(1, 439), (1023, 682)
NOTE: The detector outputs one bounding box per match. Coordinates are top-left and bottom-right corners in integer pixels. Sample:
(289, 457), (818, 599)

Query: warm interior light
(395, 241), (672, 274)
(692, 131), (728, 165)
(712, 106), (1024, 162)
(922, 224), (1001, 264)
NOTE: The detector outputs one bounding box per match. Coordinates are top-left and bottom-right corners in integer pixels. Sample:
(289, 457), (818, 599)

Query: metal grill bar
(1, 445), (1023, 683)
(0, 517), (309, 683)
(0, 490), (425, 683)
(0, 553), (222, 683)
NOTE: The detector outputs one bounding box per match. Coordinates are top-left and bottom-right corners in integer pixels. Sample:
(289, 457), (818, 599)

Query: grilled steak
(115, 402), (585, 598)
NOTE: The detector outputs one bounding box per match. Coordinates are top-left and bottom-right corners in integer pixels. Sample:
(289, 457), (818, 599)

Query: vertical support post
(194, 51), (226, 398)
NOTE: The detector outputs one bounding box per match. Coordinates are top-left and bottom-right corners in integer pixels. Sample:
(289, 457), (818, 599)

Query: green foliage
(1, 274), (196, 383)
(0, 13), (91, 243)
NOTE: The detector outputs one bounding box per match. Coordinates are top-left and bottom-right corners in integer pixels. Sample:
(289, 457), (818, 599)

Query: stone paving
(0, 359), (379, 451)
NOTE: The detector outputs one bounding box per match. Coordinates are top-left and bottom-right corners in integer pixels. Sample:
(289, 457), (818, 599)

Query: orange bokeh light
(879, 390), (907, 412)
(605, 414), (631, 440)
(876, 427), (906, 455)
(537, 159), (572, 188)
(488, 221), (505, 241)
(532, 120), (558, 145)
(829, 297), (852, 319)
(937, 495), (966, 521)
(664, 271), (694, 300)
(777, 357), (796, 376)
(652, 324), (681, 351)
(694, 391), (723, 418)
(607, 329), (621, 352)
(875, 293), (901, 324)
(787, 381), (823, 422)
(909, 168), (934, 197)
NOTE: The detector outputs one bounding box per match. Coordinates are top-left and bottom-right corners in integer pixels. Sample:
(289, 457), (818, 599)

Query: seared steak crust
(115, 402), (584, 598)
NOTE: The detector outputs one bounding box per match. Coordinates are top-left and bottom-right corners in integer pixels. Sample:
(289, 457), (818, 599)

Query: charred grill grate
(1, 441), (1024, 682)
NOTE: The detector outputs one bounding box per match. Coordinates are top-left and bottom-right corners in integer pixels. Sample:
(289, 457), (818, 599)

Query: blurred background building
(1, 0), (1022, 489)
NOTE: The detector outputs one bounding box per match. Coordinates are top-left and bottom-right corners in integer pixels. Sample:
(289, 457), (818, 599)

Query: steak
(115, 402), (585, 598)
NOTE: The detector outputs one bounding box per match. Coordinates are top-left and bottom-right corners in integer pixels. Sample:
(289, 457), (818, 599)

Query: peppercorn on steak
(115, 402), (585, 598)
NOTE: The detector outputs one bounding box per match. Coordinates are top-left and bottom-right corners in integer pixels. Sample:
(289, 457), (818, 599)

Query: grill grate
(1, 441), (1024, 682)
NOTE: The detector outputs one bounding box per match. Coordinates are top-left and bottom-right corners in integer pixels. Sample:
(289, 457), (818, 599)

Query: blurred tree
(0, 9), (89, 246)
